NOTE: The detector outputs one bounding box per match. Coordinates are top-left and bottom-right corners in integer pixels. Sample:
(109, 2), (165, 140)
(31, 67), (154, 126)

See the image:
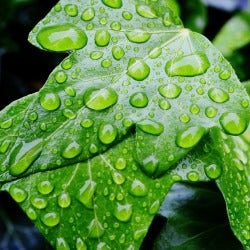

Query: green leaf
(0, 0), (249, 249)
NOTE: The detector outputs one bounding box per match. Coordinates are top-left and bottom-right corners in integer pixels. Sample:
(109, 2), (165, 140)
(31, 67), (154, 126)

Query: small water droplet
(187, 171), (199, 182)
(122, 11), (133, 20)
(112, 171), (125, 185)
(37, 181), (54, 195)
(40, 122), (47, 131)
(102, 0), (122, 8)
(98, 123), (117, 144)
(76, 238), (87, 250)
(219, 70), (231, 80)
(62, 141), (82, 159)
(101, 59), (112, 68)
(204, 164), (222, 179)
(165, 52), (210, 77)
(88, 218), (104, 238)
(63, 109), (76, 119)
(83, 87), (118, 111)
(205, 106), (218, 118)
(31, 196), (47, 209)
(190, 104), (200, 114)
(149, 200), (160, 214)
(55, 70), (67, 84)
(28, 112), (38, 121)
(26, 208), (37, 220)
(40, 92), (61, 111)
(58, 192), (71, 208)
(41, 211), (60, 227)
(158, 99), (171, 110)
(110, 21), (121, 31)
(90, 51), (104, 60)
(0, 140), (11, 154)
(81, 7), (95, 21)
(77, 180), (96, 209)
(130, 179), (147, 197)
(0, 118), (12, 129)
(80, 118), (94, 128)
(115, 158), (126, 170)
(220, 112), (248, 135)
(129, 92), (148, 108)
(64, 86), (76, 97)
(137, 119), (164, 135)
(127, 58), (150, 81)
(176, 126), (206, 149)
(9, 185), (27, 203)
(95, 30), (111, 47)
(64, 4), (78, 17)
(141, 154), (159, 176)
(158, 83), (182, 98)
(37, 24), (88, 52)
(56, 237), (70, 250)
(97, 242), (110, 250)
(126, 30), (151, 43)
(208, 87), (229, 103)
(61, 57), (73, 70)
(134, 228), (147, 241)
(112, 46), (125, 60)
(114, 203), (132, 222)
(136, 4), (157, 18)
(149, 47), (162, 59)
(89, 143), (98, 154)
(179, 113), (190, 123)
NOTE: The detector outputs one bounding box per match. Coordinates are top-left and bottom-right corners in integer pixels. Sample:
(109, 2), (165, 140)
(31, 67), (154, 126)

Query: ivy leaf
(0, 0), (249, 249)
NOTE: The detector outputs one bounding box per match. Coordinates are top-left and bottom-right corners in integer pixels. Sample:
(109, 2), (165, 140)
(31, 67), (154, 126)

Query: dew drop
(126, 30), (151, 43)
(136, 4), (157, 18)
(122, 11), (133, 20)
(114, 203), (132, 222)
(158, 99), (171, 110)
(56, 237), (70, 250)
(158, 83), (182, 99)
(204, 164), (222, 179)
(37, 24), (88, 52)
(61, 57), (73, 70)
(110, 21), (121, 31)
(77, 180), (96, 209)
(37, 180), (54, 195)
(31, 196), (47, 209)
(149, 200), (160, 215)
(149, 47), (162, 59)
(61, 141), (82, 159)
(63, 109), (76, 119)
(64, 86), (76, 97)
(9, 185), (27, 203)
(219, 112), (248, 135)
(165, 52), (210, 77)
(28, 112), (38, 121)
(176, 126), (206, 149)
(81, 7), (95, 21)
(187, 171), (199, 182)
(41, 212), (60, 227)
(190, 104), (200, 114)
(130, 179), (147, 197)
(26, 208), (37, 220)
(0, 140), (11, 154)
(129, 92), (148, 108)
(208, 87), (229, 103)
(55, 70), (67, 84)
(88, 218), (104, 238)
(127, 58), (150, 81)
(219, 70), (231, 80)
(58, 192), (71, 208)
(97, 242), (110, 250)
(95, 30), (111, 47)
(141, 155), (159, 176)
(76, 238), (87, 250)
(83, 87), (118, 111)
(205, 106), (218, 118)
(40, 92), (61, 111)
(112, 171), (125, 185)
(0, 118), (12, 129)
(102, 0), (122, 9)
(112, 46), (125, 60)
(115, 158), (126, 170)
(137, 119), (164, 135)
(89, 143), (98, 154)
(134, 228), (147, 241)
(98, 123), (117, 145)
(80, 118), (94, 128)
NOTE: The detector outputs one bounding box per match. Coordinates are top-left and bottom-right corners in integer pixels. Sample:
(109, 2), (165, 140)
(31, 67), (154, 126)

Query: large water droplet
(158, 83), (182, 98)
(55, 70), (67, 84)
(115, 158), (127, 170)
(40, 92), (61, 111)
(83, 87), (118, 111)
(9, 185), (27, 203)
(130, 179), (147, 197)
(136, 4), (157, 18)
(56, 237), (70, 250)
(102, 0), (122, 9)
(88, 218), (104, 238)
(127, 58), (150, 81)
(81, 7), (95, 21)
(126, 30), (151, 43)
(9, 139), (43, 176)
(176, 126), (206, 149)
(62, 141), (82, 159)
(129, 92), (148, 108)
(208, 87), (229, 103)
(64, 4), (78, 17)
(41, 211), (60, 227)
(165, 53), (210, 77)
(204, 164), (222, 179)
(220, 112), (248, 135)
(114, 203), (132, 222)
(37, 180), (54, 195)
(37, 24), (88, 52)
(95, 30), (111, 47)
(58, 192), (71, 208)
(77, 180), (96, 209)
(137, 120), (164, 135)
(98, 123), (117, 144)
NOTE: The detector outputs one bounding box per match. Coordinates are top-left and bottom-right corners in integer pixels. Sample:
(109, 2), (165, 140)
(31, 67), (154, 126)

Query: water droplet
(219, 70), (231, 80)
(129, 92), (148, 108)
(205, 106), (218, 118)
(126, 30), (151, 43)
(158, 99), (171, 110)
(136, 4), (157, 18)
(97, 242), (110, 250)
(37, 181), (54, 195)
(122, 11), (133, 20)
(204, 164), (222, 179)
(95, 30), (111, 47)
(56, 237), (70, 250)
(179, 113), (190, 123)
(114, 203), (132, 222)
(112, 46), (125, 60)
(165, 53), (210, 77)
(55, 70), (67, 84)
(9, 185), (27, 203)
(187, 171), (199, 182)
(64, 86), (76, 97)
(41, 211), (60, 227)
(63, 109), (76, 119)
(40, 92), (61, 111)
(0, 118), (12, 129)
(83, 87), (118, 111)
(141, 155), (159, 175)
(130, 179), (147, 197)
(77, 180), (96, 209)
(90, 51), (104, 60)
(190, 104), (200, 114)
(163, 11), (175, 27)
(110, 21), (121, 31)
(176, 126), (206, 149)
(64, 4), (78, 17)
(220, 112), (248, 135)
(31, 196), (47, 209)
(40, 122), (47, 131)
(62, 141), (82, 159)
(0, 140), (11, 154)
(127, 58), (150, 81)
(28, 112), (38, 121)
(115, 158), (126, 170)
(208, 87), (229, 103)
(137, 119), (164, 135)
(101, 59), (112, 68)
(134, 228), (147, 241)
(37, 24), (88, 52)
(149, 200), (160, 214)
(26, 208), (37, 220)
(76, 238), (87, 250)
(58, 192), (71, 208)
(81, 7), (95, 21)
(9, 139), (43, 176)
(158, 84), (182, 98)
(112, 171), (125, 185)
(88, 218), (104, 238)
(98, 123), (117, 145)
(61, 57), (73, 70)
(89, 143), (98, 154)
(149, 47), (162, 59)
(80, 118), (94, 128)
(102, 0), (122, 8)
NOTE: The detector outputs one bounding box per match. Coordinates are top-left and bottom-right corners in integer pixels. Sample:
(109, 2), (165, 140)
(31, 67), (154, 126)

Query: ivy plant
(0, 0), (249, 249)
